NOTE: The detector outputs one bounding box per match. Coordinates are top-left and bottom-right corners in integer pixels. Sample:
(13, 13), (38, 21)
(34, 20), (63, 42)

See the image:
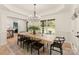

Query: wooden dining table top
(18, 32), (56, 45)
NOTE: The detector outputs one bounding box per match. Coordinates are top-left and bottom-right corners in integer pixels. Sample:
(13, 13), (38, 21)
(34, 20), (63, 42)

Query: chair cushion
(51, 42), (62, 48)
(32, 42), (44, 50)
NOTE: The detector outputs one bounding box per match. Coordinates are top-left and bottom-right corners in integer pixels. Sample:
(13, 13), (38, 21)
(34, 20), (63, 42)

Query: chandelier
(29, 4), (40, 22)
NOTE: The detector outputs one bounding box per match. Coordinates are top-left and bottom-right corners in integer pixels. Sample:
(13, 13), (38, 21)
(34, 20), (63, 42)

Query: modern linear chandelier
(29, 4), (40, 22)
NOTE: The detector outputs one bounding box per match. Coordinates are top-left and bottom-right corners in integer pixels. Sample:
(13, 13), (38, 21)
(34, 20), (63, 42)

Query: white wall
(42, 5), (73, 43)
(0, 13), (8, 45)
(56, 10), (73, 42)
(7, 17), (26, 32)
(0, 7), (27, 46)
(71, 13), (79, 54)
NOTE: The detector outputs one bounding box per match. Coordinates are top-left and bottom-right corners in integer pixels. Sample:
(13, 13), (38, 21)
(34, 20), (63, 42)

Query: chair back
(54, 36), (65, 44)
(18, 34), (25, 41)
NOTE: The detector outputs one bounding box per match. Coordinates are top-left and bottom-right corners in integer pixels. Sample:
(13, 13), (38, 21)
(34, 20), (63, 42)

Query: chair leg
(17, 40), (19, 45)
(23, 43), (24, 49)
(43, 46), (44, 52)
(38, 49), (39, 55)
(50, 50), (51, 55)
(27, 45), (29, 51)
(50, 46), (52, 55)
(60, 47), (63, 55)
(31, 47), (32, 54)
(50, 46), (54, 55)
(21, 42), (23, 47)
(20, 42), (22, 47)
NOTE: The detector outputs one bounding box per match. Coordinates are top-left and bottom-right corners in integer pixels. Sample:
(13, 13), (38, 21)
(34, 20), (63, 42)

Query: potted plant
(29, 26), (40, 34)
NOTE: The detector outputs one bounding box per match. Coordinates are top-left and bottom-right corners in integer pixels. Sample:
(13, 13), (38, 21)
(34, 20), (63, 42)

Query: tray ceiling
(4, 4), (65, 16)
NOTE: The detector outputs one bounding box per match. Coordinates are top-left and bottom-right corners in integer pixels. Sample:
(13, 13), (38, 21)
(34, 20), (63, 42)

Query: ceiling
(4, 4), (65, 17)
(11, 4), (64, 15)
(0, 4), (76, 20)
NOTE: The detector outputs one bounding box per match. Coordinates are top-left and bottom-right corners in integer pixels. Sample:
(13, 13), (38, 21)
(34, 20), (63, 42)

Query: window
(41, 19), (55, 34)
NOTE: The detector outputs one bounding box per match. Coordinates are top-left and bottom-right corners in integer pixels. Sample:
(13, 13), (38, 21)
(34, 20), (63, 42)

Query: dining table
(18, 32), (56, 47)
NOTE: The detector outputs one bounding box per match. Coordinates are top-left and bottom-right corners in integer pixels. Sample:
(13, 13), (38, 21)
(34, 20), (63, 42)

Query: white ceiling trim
(4, 4), (29, 17)
(3, 4), (65, 18)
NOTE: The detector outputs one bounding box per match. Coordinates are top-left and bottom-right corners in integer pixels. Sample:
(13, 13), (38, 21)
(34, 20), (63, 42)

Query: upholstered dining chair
(23, 37), (33, 50)
(17, 34), (26, 47)
(31, 40), (44, 55)
(50, 36), (65, 55)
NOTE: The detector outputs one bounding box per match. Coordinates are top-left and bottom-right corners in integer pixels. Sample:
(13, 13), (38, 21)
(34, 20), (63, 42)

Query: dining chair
(17, 34), (26, 47)
(31, 40), (44, 55)
(50, 36), (65, 55)
(23, 37), (37, 51)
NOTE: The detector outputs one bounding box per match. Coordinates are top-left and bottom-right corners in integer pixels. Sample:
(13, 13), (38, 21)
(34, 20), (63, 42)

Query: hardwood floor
(0, 34), (74, 55)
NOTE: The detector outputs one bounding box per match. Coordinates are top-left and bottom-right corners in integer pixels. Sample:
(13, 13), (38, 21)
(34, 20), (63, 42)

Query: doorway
(13, 22), (18, 33)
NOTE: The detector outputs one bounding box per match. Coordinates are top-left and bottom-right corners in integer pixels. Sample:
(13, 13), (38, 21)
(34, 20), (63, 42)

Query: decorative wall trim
(71, 43), (79, 54)
(7, 16), (27, 21)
